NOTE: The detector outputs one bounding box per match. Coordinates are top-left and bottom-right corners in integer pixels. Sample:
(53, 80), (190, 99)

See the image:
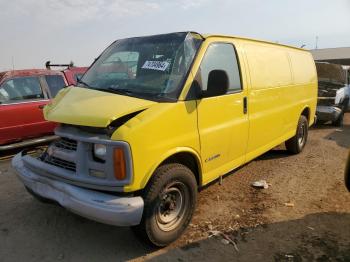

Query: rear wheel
(132, 163), (197, 247)
(285, 115), (308, 154)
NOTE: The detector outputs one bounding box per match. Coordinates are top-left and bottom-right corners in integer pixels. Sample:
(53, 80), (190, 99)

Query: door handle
(38, 104), (45, 109)
(243, 97), (248, 114)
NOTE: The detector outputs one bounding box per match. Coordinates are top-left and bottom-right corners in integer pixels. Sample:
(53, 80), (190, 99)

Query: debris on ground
(221, 233), (239, 252)
(251, 180), (269, 189)
(208, 230), (221, 238)
(221, 239), (230, 245)
(208, 230), (239, 252)
(284, 202), (295, 207)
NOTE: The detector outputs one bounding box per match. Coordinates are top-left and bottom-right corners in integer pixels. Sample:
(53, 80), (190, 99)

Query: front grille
(43, 156), (76, 172)
(54, 137), (77, 151)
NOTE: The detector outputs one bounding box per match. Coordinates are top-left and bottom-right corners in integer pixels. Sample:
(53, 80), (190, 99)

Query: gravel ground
(0, 114), (349, 262)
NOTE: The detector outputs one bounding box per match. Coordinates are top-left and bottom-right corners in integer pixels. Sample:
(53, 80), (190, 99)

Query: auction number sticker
(142, 61), (170, 71)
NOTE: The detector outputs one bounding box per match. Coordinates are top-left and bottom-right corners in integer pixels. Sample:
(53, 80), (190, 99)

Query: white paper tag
(142, 61), (170, 71)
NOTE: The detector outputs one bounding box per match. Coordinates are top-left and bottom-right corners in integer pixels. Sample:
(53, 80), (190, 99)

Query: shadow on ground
(313, 113), (350, 149)
(0, 194), (155, 262)
(256, 149), (290, 161)
(148, 212), (350, 262)
(323, 124), (350, 149)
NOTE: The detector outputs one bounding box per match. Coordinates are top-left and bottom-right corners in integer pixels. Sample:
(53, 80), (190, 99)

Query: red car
(0, 62), (88, 151)
(45, 61), (88, 86)
(0, 69), (68, 150)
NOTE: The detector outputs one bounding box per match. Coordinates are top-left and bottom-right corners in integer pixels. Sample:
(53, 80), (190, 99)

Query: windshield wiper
(104, 87), (138, 95)
(99, 87), (177, 102)
(77, 79), (93, 88)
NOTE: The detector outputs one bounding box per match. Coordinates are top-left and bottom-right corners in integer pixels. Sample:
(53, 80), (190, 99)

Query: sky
(0, 0), (350, 71)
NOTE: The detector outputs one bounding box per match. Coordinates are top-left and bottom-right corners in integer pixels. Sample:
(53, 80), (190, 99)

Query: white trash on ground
(251, 180), (269, 189)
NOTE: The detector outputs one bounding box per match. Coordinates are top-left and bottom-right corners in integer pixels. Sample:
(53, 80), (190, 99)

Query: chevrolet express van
(12, 32), (317, 246)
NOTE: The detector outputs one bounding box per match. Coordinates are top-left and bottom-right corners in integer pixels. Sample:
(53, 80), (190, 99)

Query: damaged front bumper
(12, 152), (144, 226)
(316, 105), (342, 122)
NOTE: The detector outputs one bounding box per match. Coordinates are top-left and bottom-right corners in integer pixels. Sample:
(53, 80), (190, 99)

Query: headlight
(93, 144), (107, 160)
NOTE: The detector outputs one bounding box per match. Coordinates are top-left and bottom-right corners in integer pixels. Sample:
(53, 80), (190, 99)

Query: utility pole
(315, 36), (319, 49)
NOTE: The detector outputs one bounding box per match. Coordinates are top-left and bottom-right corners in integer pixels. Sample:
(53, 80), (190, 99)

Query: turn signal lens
(114, 148), (126, 180)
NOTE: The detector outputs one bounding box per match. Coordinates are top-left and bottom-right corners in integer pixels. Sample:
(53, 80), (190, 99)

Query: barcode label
(142, 61), (170, 71)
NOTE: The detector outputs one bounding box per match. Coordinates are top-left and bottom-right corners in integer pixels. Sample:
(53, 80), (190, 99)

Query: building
(310, 47), (350, 65)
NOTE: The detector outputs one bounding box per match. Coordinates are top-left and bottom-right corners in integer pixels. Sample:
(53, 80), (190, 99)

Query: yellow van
(13, 32), (317, 246)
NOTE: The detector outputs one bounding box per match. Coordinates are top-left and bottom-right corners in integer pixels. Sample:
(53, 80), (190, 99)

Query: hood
(44, 86), (156, 127)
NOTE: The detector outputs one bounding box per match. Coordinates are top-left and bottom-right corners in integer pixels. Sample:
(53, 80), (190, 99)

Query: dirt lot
(1, 115), (350, 262)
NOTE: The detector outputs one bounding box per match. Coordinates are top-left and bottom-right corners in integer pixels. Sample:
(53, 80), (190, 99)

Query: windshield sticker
(142, 61), (170, 71)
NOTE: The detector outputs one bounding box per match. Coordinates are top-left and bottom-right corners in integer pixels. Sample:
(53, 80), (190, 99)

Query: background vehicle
(0, 69), (67, 150)
(13, 32), (317, 246)
(316, 62), (350, 126)
(45, 61), (88, 85)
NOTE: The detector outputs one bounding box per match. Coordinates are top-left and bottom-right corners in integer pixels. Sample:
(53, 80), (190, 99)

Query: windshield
(80, 32), (202, 101)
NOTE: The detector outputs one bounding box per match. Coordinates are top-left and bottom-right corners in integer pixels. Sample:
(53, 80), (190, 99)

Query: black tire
(285, 115), (308, 154)
(132, 163), (197, 247)
(332, 112), (344, 127)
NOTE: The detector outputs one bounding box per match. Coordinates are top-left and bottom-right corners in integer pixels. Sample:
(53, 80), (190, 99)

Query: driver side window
(199, 43), (242, 93)
(0, 77), (44, 104)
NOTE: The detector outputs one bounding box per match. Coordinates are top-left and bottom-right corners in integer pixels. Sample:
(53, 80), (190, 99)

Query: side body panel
(243, 41), (317, 162)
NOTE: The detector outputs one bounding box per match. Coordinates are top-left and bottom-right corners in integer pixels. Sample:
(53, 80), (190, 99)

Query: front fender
(138, 147), (202, 190)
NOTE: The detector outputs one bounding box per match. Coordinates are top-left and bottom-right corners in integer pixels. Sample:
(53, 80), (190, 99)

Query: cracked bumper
(12, 153), (144, 226)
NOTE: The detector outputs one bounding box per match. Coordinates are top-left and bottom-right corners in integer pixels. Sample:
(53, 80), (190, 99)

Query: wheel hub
(298, 122), (306, 147)
(156, 182), (187, 231)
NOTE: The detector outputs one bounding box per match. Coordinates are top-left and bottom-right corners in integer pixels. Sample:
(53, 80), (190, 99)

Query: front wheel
(285, 115), (309, 154)
(132, 163), (197, 247)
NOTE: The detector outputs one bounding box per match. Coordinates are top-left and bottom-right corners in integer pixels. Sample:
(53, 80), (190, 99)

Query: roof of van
(200, 33), (306, 51)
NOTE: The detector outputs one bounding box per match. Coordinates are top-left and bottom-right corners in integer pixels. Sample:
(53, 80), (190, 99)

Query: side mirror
(204, 70), (229, 98)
